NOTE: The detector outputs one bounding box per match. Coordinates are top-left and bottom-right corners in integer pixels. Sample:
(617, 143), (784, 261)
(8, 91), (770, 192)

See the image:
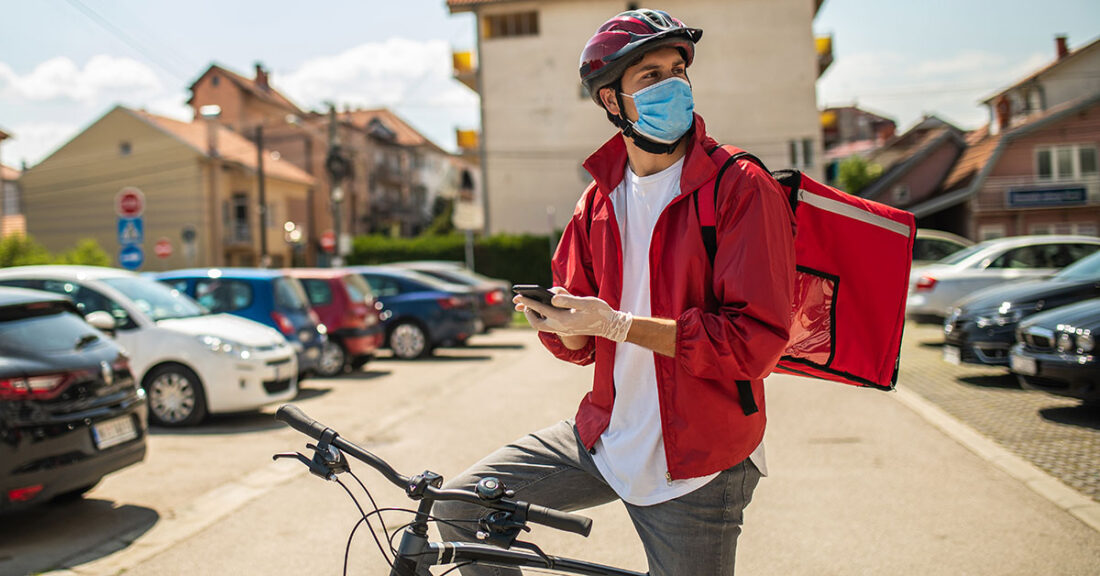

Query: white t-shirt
(591, 158), (766, 507)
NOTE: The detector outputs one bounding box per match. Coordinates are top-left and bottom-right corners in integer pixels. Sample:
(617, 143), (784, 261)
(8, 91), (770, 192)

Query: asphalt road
(3, 328), (1099, 575)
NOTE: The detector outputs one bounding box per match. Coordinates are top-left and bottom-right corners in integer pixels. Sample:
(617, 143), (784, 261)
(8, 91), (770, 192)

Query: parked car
(913, 229), (974, 267)
(388, 261), (511, 332)
(349, 266), (479, 359)
(155, 269), (326, 376)
(0, 266), (297, 427)
(1010, 298), (1100, 405)
(943, 250), (1100, 366)
(0, 287), (147, 512)
(906, 235), (1100, 322)
(283, 269), (384, 376)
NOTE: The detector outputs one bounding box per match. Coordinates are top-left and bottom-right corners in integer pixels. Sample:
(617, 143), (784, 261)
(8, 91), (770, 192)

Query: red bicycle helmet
(579, 9), (702, 106)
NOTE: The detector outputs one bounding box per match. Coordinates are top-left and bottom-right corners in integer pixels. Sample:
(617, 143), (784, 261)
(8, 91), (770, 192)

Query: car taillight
(485, 290), (504, 306)
(437, 296), (464, 309)
(7, 485), (44, 502)
(308, 309), (322, 325)
(915, 276), (937, 292)
(0, 373), (71, 400)
(343, 304), (368, 329)
(271, 311), (295, 335)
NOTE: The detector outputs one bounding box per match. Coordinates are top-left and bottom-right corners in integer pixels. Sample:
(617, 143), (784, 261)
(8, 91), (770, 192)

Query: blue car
(348, 266), (479, 359)
(154, 268), (326, 375)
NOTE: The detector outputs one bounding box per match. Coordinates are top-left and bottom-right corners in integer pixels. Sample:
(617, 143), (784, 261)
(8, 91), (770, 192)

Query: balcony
(224, 222), (252, 246)
(816, 35), (833, 77)
(453, 51), (477, 92)
(974, 175), (1100, 212)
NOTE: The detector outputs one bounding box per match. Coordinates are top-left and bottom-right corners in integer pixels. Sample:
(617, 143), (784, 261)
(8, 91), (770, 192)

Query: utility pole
(325, 104), (350, 267)
(255, 124), (270, 267)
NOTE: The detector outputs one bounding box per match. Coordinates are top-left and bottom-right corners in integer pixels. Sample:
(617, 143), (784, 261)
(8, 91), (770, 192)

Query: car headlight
(197, 335), (254, 359)
(1078, 330), (1095, 353)
(976, 308), (1023, 329)
(1056, 330), (1076, 353)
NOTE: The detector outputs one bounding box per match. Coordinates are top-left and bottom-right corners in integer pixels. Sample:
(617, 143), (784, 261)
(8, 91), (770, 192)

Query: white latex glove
(514, 287), (633, 342)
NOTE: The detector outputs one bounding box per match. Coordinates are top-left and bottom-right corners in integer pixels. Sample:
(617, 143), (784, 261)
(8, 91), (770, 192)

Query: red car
(283, 269), (385, 376)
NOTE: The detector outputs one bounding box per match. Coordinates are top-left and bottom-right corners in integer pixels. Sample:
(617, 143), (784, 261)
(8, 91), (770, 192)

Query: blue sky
(1, 0), (1098, 167)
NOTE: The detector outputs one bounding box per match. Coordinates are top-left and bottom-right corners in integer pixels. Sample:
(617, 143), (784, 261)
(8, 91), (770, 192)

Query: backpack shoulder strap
(696, 145), (770, 265)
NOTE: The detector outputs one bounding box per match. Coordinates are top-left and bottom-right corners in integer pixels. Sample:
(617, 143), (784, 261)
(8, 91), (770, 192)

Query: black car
(1010, 298), (1100, 405)
(389, 261), (512, 332)
(942, 250), (1100, 366)
(0, 288), (147, 512)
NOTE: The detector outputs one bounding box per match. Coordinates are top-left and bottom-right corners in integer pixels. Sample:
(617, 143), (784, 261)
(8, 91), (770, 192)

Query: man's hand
(513, 287), (633, 342)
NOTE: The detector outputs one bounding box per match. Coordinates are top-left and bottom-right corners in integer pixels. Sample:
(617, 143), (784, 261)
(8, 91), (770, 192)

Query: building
(448, 0), (830, 234)
(858, 116), (966, 209)
(821, 105), (896, 151)
(188, 63), (464, 261)
(20, 106), (314, 269)
(0, 127), (24, 238)
(910, 36), (1100, 240)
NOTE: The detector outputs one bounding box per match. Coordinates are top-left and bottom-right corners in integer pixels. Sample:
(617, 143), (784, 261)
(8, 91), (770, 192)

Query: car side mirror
(85, 311), (117, 334)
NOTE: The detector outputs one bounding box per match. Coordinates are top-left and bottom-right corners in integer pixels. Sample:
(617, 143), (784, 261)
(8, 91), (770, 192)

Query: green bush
(0, 235), (111, 267)
(348, 233), (555, 286)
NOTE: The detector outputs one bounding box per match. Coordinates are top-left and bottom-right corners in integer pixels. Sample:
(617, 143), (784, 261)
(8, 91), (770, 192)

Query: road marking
(894, 387), (1100, 533)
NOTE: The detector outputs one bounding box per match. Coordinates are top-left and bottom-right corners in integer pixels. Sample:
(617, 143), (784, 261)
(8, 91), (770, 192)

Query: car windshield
(274, 277), (311, 311)
(101, 276), (206, 321)
(1053, 251), (1100, 281)
(936, 243), (987, 265)
(342, 274), (374, 302)
(400, 269), (466, 291)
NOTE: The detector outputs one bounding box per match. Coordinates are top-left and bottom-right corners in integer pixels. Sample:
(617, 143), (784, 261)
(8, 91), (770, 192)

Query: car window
(363, 275), (400, 298)
(299, 279), (334, 306)
(1065, 243), (1100, 263)
(342, 274), (373, 303)
(938, 244), (986, 265)
(1054, 250), (1100, 281)
(40, 280), (137, 329)
(987, 246), (1047, 269)
(0, 308), (108, 354)
(914, 239), (966, 262)
(194, 279), (253, 313)
(161, 279), (189, 293)
(274, 278), (311, 311)
(100, 276), (205, 321)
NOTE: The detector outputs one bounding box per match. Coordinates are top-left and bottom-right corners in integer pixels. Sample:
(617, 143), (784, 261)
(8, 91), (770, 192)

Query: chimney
(995, 96), (1012, 130)
(1056, 35), (1069, 59)
(254, 62), (269, 91)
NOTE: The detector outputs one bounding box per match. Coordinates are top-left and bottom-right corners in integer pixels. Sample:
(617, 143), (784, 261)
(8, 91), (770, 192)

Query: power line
(60, 0), (192, 83)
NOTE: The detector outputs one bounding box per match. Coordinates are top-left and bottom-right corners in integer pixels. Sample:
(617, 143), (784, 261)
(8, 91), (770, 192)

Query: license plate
(942, 345), (961, 365)
(1010, 353), (1037, 376)
(92, 416), (138, 450)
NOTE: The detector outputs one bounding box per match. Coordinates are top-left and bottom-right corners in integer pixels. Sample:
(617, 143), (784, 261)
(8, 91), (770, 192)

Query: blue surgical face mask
(622, 77), (694, 144)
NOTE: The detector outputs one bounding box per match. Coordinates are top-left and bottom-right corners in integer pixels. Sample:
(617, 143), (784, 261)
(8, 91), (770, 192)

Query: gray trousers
(430, 420), (762, 576)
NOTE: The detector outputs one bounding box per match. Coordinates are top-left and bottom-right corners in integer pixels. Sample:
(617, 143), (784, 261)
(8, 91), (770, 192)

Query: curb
(894, 387), (1100, 533)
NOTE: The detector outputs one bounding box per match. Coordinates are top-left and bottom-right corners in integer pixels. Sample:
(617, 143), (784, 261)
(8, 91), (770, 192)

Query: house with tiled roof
(0, 127), (24, 237)
(20, 105), (314, 268)
(909, 36), (1100, 240)
(188, 63), (305, 133)
(858, 116), (966, 210)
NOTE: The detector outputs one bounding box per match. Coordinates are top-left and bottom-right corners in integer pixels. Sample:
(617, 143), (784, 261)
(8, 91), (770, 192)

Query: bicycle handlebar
(275, 404), (593, 537)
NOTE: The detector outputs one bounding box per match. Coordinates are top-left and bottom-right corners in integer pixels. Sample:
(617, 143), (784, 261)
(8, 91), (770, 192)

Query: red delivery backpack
(698, 145), (916, 411)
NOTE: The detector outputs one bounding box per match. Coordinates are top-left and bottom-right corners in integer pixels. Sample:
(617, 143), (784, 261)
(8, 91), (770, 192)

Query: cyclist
(436, 9), (796, 575)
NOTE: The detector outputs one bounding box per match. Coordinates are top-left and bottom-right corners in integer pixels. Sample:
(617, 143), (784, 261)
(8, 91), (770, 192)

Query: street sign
(154, 238), (173, 259)
(320, 230), (336, 253)
(119, 245), (144, 270)
(117, 217), (143, 245)
(115, 187), (145, 218)
(181, 225), (197, 244)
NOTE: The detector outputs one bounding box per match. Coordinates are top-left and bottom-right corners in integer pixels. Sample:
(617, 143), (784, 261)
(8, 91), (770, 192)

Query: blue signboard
(118, 217), (143, 245)
(1007, 187), (1087, 208)
(119, 245), (144, 270)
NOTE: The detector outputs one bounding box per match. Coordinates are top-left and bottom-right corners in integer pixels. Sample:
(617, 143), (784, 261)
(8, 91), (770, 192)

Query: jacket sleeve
(676, 163), (796, 380)
(537, 185), (599, 366)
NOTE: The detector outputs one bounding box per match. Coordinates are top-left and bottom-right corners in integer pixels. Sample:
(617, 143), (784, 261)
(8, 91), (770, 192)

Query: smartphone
(512, 284), (556, 306)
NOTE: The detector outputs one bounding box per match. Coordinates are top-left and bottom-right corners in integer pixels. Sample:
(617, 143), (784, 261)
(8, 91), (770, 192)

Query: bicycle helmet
(579, 9), (702, 106)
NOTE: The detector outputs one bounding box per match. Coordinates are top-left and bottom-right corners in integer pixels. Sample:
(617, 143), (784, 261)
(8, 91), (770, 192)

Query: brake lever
(272, 442), (349, 481)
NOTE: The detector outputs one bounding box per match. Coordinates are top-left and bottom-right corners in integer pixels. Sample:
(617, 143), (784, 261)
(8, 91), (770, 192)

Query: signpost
(154, 238), (173, 259)
(320, 230), (336, 254)
(119, 244), (144, 270)
(115, 187), (145, 270)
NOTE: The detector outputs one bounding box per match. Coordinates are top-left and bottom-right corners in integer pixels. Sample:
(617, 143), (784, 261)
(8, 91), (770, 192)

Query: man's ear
(599, 87), (620, 115)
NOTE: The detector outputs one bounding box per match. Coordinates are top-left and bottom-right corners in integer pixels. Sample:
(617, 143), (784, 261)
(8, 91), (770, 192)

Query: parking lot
(899, 321), (1100, 501)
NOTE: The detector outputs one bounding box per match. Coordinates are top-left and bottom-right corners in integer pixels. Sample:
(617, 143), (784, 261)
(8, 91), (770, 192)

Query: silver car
(906, 235), (1100, 322)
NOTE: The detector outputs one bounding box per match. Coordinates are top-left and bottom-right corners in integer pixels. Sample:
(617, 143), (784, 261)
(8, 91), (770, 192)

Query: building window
(892, 184), (910, 204)
(1075, 222), (1098, 236)
(119, 141), (132, 156)
(1029, 223), (1052, 235)
(978, 224), (1005, 241)
(212, 75), (220, 86)
(2, 182), (19, 216)
(1036, 144), (1099, 180)
(802, 138), (814, 168)
(789, 138), (815, 169)
(484, 11), (539, 39)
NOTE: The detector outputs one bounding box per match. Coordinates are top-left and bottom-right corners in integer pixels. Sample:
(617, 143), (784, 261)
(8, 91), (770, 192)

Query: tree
(0, 235), (52, 267)
(422, 196), (456, 237)
(837, 155), (883, 195)
(56, 239), (111, 266)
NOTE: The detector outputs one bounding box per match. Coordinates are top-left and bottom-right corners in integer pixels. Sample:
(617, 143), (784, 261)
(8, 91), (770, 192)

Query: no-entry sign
(115, 187), (145, 218)
(154, 238), (173, 259)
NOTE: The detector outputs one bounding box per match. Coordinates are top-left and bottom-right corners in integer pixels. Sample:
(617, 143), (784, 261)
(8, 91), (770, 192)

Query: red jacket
(539, 114), (797, 480)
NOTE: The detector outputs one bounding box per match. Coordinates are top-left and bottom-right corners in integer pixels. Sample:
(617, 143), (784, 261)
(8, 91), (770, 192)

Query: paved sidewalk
(898, 321), (1100, 502)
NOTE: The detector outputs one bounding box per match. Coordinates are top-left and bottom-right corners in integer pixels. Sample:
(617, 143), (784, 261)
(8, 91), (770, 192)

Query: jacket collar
(582, 113), (719, 198)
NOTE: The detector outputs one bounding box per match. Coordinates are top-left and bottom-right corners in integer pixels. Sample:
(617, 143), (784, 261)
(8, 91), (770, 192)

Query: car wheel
(144, 364), (207, 427)
(316, 341), (348, 377)
(390, 321), (429, 359)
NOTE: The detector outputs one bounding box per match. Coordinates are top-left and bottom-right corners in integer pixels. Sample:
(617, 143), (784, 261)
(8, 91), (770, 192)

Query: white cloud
(1, 55), (162, 102)
(0, 122), (81, 167)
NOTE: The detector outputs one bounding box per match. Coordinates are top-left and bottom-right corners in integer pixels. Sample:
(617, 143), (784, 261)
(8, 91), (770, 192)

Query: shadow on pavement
(0, 498), (157, 575)
(458, 342), (527, 350)
(374, 353), (493, 362)
(918, 340), (944, 349)
(1039, 405), (1100, 430)
(956, 373), (1020, 389)
(294, 385), (334, 400)
(150, 410), (285, 435)
(310, 369), (392, 382)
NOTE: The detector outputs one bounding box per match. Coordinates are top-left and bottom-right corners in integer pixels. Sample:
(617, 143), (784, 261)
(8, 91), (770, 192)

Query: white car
(0, 266), (297, 426)
(906, 235), (1100, 322)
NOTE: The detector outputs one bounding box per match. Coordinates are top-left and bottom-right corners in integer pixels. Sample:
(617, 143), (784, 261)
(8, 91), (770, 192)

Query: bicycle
(273, 404), (646, 576)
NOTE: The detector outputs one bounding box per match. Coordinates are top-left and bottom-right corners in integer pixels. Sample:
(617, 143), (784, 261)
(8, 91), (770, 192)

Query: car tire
(390, 321), (429, 360)
(144, 364), (207, 427)
(316, 341), (348, 377)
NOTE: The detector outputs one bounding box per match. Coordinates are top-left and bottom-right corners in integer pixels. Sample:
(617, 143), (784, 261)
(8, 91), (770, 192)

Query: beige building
(21, 106), (314, 269)
(448, 0), (829, 234)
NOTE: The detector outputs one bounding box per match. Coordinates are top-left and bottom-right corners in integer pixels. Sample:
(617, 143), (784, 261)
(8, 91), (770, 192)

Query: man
(434, 9), (795, 575)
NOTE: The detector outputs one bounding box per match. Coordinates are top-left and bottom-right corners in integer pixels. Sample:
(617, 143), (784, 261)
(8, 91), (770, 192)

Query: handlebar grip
(275, 404), (329, 441)
(525, 504), (592, 537)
